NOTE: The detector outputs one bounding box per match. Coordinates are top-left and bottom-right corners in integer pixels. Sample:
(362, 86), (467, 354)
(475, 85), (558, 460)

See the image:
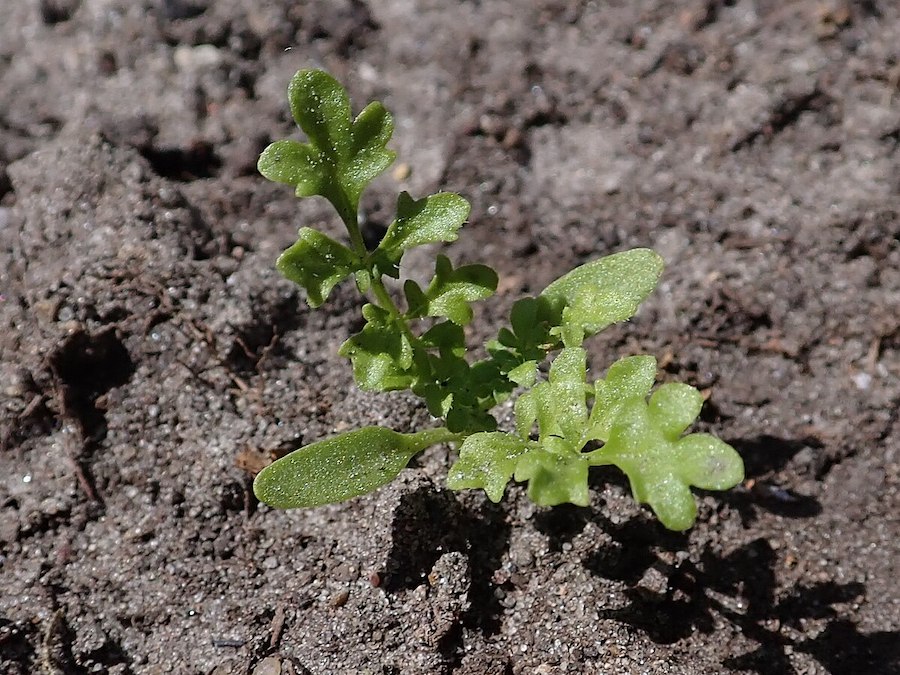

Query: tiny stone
(252, 657), (281, 675)
(330, 588), (350, 608)
(392, 163), (411, 181)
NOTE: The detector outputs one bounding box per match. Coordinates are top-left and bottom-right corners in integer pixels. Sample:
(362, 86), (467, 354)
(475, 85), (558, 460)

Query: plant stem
(369, 273), (421, 347)
(410, 426), (464, 449)
(331, 189), (366, 257)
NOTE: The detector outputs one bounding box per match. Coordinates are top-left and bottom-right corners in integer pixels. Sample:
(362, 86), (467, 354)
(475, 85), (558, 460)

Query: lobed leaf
(514, 448), (591, 507)
(258, 69), (395, 219)
(379, 192), (470, 257)
(586, 355), (657, 442)
(339, 304), (415, 390)
(447, 432), (531, 502)
(515, 347), (588, 444)
(590, 389), (744, 530)
(420, 255), (498, 325)
(254, 427), (453, 508)
(257, 140), (325, 197)
(276, 227), (361, 307)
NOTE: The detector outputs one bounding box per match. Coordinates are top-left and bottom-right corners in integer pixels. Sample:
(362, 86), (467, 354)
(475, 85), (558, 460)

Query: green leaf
(590, 388), (744, 530)
(258, 70), (395, 219)
(540, 248), (664, 346)
(420, 320), (466, 356)
(339, 305), (415, 390)
(514, 448), (591, 507)
(586, 355), (657, 442)
(276, 227), (361, 307)
(257, 140), (325, 197)
(507, 360), (537, 387)
(649, 382), (704, 439)
(424, 255), (498, 325)
(674, 434), (745, 491)
(379, 192), (470, 256)
(402, 279), (428, 319)
(254, 426), (455, 508)
(447, 432), (531, 502)
(515, 347), (588, 445)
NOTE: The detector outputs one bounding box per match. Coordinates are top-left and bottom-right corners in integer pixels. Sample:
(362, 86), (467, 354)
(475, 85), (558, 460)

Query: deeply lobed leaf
(379, 191), (470, 257)
(339, 304), (415, 390)
(589, 384), (744, 530)
(447, 432), (531, 502)
(586, 355), (657, 442)
(422, 255), (498, 325)
(258, 69), (396, 221)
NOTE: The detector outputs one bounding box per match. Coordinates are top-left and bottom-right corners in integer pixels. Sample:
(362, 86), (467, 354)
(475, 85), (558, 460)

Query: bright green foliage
(379, 192), (469, 257)
(541, 249), (665, 346)
(258, 70), (395, 230)
(276, 228), (361, 307)
(254, 426), (458, 508)
(589, 384), (744, 530)
(252, 69), (744, 531)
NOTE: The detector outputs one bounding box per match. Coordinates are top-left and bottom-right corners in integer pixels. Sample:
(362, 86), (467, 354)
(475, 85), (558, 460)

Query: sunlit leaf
(586, 355), (657, 442)
(514, 448), (591, 507)
(258, 69), (395, 219)
(254, 427), (454, 508)
(276, 227), (361, 307)
(447, 432), (531, 502)
(379, 191), (470, 256)
(541, 248), (664, 345)
(590, 392), (744, 530)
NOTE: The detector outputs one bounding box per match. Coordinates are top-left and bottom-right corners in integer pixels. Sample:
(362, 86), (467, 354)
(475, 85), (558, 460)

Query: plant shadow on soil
(530, 454), (899, 675)
(383, 484), (512, 638)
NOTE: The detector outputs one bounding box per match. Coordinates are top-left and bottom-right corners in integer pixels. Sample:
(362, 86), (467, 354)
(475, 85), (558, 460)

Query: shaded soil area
(1, 1), (898, 673)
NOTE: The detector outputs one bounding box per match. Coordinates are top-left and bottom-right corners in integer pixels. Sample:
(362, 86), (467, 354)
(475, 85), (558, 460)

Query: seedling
(252, 70), (743, 530)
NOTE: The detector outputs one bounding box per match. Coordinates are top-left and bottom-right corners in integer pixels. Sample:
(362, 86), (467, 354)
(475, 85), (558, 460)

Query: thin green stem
(329, 188), (366, 257)
(410, 426), (465, 449)
(369, 274), (421, 347)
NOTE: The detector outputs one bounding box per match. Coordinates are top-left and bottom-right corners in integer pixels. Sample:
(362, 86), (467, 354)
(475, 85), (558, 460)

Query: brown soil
(1, 1), (898, 674)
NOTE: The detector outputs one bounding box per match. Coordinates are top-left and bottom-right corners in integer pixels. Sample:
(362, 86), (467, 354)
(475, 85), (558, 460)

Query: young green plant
(252, 70), (743, 530)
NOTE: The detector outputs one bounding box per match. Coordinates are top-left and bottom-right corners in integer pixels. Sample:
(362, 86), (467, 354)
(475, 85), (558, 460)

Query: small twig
(269, 603), (286, 649)
(40, 609), (67, 675)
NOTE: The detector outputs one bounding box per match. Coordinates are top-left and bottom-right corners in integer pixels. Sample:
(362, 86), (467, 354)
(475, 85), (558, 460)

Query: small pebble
(252, 656), (281, 675)
(330, 588), (350, 608)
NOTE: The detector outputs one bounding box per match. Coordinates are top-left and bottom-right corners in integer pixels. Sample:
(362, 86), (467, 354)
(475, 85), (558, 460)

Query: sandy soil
(1, 1), (898, 673)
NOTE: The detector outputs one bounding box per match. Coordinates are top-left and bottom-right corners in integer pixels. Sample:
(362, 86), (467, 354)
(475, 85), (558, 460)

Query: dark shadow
(383, 488), (471, 592)
(47, 327), (135, 505)
(0, 617), (38, 674)
(160, 0), (207, 20)
(532, 504), (592, 552)
(716, 435), (825, 524)
(582, 515), (688, 587)
(383, 487), (511, 652)
(141, 141), (221, 181)
(461, 500), (511, 636)
(583, 533), (892, 674)
(224, 290), (305, 375)
(40, 0), (79, 25)
(49, 327), (135, 441)
(731, 435), (824, 477)
(794, 620), (900, 674)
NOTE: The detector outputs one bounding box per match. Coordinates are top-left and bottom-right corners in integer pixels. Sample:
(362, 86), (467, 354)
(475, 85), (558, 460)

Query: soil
(1, 1), (899, 674)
